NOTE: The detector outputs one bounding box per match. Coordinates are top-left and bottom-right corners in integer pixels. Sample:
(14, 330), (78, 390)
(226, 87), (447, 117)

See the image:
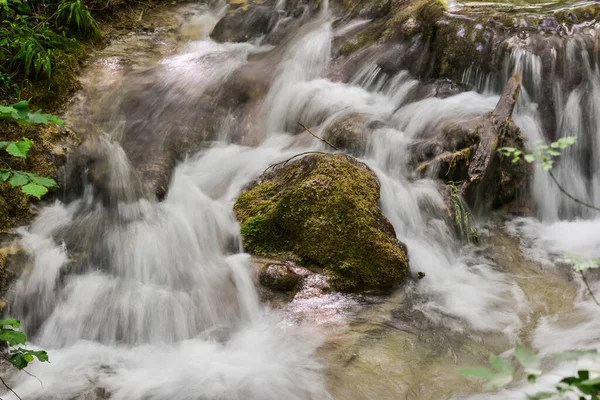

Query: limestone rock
(234, 153), (409, 292)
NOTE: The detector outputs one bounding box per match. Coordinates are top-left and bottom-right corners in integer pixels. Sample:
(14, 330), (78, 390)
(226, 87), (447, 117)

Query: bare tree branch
(297, 122), (338, 151)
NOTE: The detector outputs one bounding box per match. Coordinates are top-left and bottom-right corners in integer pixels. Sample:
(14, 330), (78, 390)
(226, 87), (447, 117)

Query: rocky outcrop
(234, 153), (409, 292)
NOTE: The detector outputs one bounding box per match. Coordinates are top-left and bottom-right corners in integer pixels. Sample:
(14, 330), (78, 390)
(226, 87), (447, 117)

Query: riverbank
(0, 0), (191, 233)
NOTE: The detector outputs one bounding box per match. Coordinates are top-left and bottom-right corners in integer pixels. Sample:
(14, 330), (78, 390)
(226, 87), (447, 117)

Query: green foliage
(1, 100), (61, 199)
(559, 255), (600, 272)
(461, 345), (600, 399)
(0, 0), (99, 83)
(0, 319), (49, 370)
(0, 15), (80, 80)
(499, 136), (577, 171)
(448, 181), (478, 243)
(56, 0), (101, 39)
(0, 100), (65, 125)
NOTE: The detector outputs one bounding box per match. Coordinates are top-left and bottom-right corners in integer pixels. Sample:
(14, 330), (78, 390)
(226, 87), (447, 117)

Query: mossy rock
(234, 153), (409, 292)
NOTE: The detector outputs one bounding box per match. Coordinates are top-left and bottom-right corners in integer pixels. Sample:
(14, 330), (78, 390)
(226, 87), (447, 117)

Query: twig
(20, 369), (43, 389)
(297, 122), (338, 151)
(262, 151), (329, 175)
(548, 170), (600, 212)
(0, 376), (22, 400)
(579, 270), (600, 307)
(1, 354), (43, 389)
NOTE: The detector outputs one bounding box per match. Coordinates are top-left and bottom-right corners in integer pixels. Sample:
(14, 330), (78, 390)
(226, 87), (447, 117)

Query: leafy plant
(0, 100), (65, 125)
(0, 100), (62, 198)
(448, 181), (478, 243)
(56, 0), (101, 39)
(0, 319), (49, 370)
(499, 137), (578, 171)
(461, 345), (600, 399)
(0, 16), (78, 80)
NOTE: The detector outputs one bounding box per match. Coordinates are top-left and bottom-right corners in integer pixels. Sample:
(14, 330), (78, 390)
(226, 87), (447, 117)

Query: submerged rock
(210, 0), (279, 43)
(259, 263), (300, 292)
(322, 113), (384, 156)
(234, 153), (409, 292)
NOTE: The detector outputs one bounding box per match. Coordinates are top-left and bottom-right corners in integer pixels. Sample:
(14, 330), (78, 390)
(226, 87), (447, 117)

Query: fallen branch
(297, 122), (338, 151)
(548, 170), (600, 212)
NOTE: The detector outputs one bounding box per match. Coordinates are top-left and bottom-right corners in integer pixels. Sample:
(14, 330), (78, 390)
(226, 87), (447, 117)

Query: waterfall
(3, 2), (600, 399)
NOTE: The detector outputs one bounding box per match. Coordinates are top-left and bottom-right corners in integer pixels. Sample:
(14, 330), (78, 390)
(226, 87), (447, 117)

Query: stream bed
(3, 1), (600, 399)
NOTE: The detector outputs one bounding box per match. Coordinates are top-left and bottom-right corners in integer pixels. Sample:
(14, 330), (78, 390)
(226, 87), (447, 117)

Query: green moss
(554, 4), (600, 25)
(339, 23), (386, 56)
(234, 154), (409, 292)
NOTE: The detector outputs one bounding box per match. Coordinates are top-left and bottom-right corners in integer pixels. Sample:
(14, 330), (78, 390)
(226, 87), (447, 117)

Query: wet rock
(322, 113), (383, 156)
(0, 234), (31, 296)
(210, 0), (279, 43)
(259, 263), (300, 291)
(234, 153), (409, 292)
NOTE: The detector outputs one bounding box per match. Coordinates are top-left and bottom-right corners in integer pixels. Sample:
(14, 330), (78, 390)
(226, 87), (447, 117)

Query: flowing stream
(3, 1), (600, 399)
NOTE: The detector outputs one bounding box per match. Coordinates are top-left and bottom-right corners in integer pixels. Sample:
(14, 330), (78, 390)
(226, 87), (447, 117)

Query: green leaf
(0, 319), (21, 328)
(578, 371), (590, 381)
(581, 377), (600, 386)
(27, 174), (57, 187)
(9, 353), (28, 370)
(460, 367), (495, 379)
(0, 170), (10, 182)
(0, 141), (10, 148)
(515, 345), (541, 374)
(23, 353), (34, 362)
(483, 371), (513, 391)
(21, 183), (48, 199)
(9, 171), (29, 187)
(5, 138), (32, 157)
(31, 350), (48, 362)
(0, 329), (27, 346)
(25, 110), (64, 125)
(0, 105), (16, 115)
(524, 154), (536, 163)
(527, 392), (558, 400)
(490, 354), (515, 374)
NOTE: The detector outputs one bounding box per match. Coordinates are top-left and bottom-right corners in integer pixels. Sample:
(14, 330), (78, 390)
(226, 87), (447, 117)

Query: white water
(3, 3), (600, 400)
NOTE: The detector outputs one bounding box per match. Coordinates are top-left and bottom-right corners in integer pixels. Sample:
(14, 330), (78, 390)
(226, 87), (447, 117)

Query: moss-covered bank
(234, 153), (409, 292)
(0, 0), (178, 232)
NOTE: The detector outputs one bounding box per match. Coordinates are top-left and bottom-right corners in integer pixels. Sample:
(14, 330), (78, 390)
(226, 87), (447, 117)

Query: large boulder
(233, 153), (409, 292)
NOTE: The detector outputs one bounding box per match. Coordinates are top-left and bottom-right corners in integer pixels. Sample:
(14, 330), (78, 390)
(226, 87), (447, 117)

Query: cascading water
(3, 1), (600, 399)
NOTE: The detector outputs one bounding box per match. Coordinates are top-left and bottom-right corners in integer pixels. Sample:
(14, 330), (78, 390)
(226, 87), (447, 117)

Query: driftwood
(459, 76), (529, 212)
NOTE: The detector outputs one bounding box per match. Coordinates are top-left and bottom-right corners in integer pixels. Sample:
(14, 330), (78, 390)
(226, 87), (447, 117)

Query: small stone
(259, 264), (300, 292)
